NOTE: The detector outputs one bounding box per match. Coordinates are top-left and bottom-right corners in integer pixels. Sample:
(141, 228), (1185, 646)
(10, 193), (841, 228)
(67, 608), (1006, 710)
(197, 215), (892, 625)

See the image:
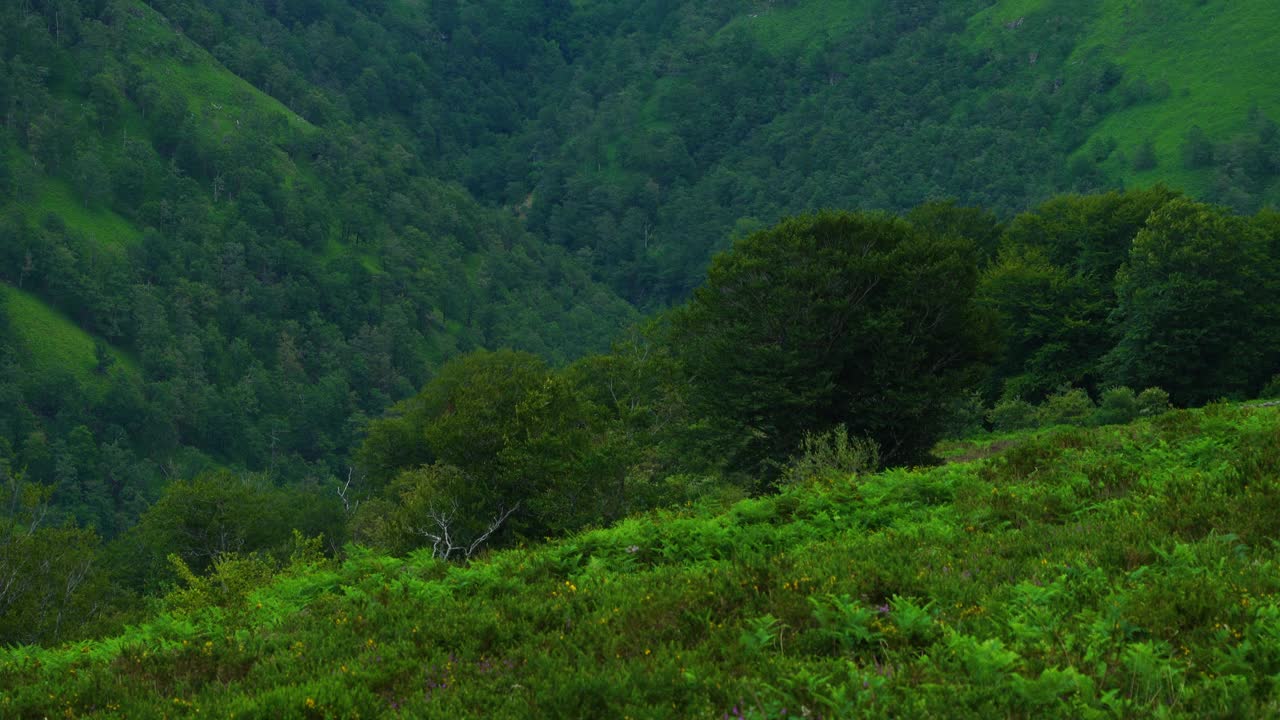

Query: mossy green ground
(15, 174), (142, 248)
(1, 284), (137, 390)
(5, 403), (1279, 717)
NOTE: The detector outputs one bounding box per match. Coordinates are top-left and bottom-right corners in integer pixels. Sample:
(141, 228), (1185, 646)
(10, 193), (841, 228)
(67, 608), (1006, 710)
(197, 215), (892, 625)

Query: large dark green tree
(905, 200), (1004, 265)
(115, 472), (344, 588)
(1104, 199), (1280, 404)
(668, 211), (997, 475)
(356, 350), (607, 554)
(1000, 188), (1180, 285)
(355, 342), (708, 557)
(980, 188), (1181, 400)
(978, 245), (1105, 400)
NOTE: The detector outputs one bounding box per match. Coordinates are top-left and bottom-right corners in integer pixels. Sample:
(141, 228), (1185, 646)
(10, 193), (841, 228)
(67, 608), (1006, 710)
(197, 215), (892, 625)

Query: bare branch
(411, 499), (519, 562)
(465, 502), (520, 559)
(337, 467), (361, 516)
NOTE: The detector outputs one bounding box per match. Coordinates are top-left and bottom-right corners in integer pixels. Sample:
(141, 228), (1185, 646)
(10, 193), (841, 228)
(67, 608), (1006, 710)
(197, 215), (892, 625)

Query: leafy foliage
(983, 189), (1280, 406)
(0, 463), (113, 647)
(4, 0), (1280, 681)
(1105, 198), (1280, 403)
(669, 211), (997, 472)
(987, 397), (1039, 433)
(0, 0), (637, 542)
(1037, 386), (1096, 427)
(113, 471), (344, 590)
(6, 405), (1280, 717)
(779, 425), (880, 487)
(355, 347), (695, 555)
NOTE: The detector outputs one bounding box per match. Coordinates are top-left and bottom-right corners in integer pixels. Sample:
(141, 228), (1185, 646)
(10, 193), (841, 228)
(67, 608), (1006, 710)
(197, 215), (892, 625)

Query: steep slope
(0, 0), (637, 534)
(975, 0), (1280, 204)
(99, 0), (1280, 302)
(4, 404), (1279, 717)
(1, 284), (136, 391)
(4, 0), (1279, 658)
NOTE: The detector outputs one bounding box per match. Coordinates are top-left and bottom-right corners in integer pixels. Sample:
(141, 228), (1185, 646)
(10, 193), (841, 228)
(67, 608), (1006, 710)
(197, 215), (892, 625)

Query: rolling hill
(4, 403), (1279, 717)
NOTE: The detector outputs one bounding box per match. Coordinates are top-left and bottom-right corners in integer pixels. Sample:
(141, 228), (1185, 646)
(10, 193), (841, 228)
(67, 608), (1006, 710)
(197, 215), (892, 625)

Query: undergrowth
(3, 404), (1280, 718)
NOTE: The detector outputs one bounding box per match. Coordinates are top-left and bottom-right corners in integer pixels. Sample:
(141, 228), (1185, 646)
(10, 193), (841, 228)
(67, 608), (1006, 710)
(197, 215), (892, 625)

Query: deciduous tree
(669, 211), (996, 474)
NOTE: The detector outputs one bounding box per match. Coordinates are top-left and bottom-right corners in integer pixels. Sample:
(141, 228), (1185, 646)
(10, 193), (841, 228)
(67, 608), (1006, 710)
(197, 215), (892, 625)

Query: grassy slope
(974, 0), (1280, 201)
(0, 0), (331, 387)
(122, 0), (319, 203)
(3, 137), (141, 248)
(2, 1), (314, 244)
(4, 403), (1279, 717)
(1077, 0), (1280, 200)
(734, 0), (1279, 204)
(1, 284), (137, 389)
(716, 0), (876, 55)
(15, 172), (143, 248)
(120, 0), (313, 137)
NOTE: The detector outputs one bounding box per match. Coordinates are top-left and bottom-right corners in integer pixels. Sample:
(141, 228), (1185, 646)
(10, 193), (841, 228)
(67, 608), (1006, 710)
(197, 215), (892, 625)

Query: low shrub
(779, 424), (880, 486)
(987, 397), (1038, 432)
(1137, 387), (1172, 416)
(1037, 386), (1095, 427)
(1092, 386), (1139, 426)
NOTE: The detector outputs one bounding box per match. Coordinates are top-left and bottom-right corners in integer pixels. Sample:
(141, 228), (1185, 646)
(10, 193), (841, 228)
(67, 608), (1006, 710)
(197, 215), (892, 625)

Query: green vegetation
(14, 173), (142, 247)
(4, 190), (1280, 650)
(670, 211), (995, 472)
(716, 0), (877, 56)
(333, 194), (1280, 577)
(978, 189), (1280, 406)
(107, 0), (1280, 308)
(6, 403), (1280, 717)
(1073, 0), (1280, 203)
(5, 0), (1280, 711)
(4, 0), (1277, 544)
(968, 0), (1280, 206)
(0, 284), (135, 389)
(0, 0), (638, 542)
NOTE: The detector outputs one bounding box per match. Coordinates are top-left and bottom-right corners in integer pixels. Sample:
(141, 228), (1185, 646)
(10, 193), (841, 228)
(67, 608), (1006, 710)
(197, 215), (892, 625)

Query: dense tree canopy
(0, 0), (638, 545)
(102, 0), (1280, 309)
(355, 349), (669, 554)
(669, 211), (997, 473)
(1105, 199), (1280, 404)
(977, 187), (1181, 401)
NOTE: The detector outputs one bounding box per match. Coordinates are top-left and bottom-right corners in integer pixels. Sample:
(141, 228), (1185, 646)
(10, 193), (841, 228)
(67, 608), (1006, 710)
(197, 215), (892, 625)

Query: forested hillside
(144, 0), (1280, 304)
(3, 0), (1280, 694)
(5, 0), (1277, 530)
(0, 0), (637, 540)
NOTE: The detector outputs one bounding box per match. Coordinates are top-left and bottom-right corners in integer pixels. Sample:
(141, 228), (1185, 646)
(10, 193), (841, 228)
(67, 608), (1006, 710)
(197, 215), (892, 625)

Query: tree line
(7, 189), (1278, 646)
